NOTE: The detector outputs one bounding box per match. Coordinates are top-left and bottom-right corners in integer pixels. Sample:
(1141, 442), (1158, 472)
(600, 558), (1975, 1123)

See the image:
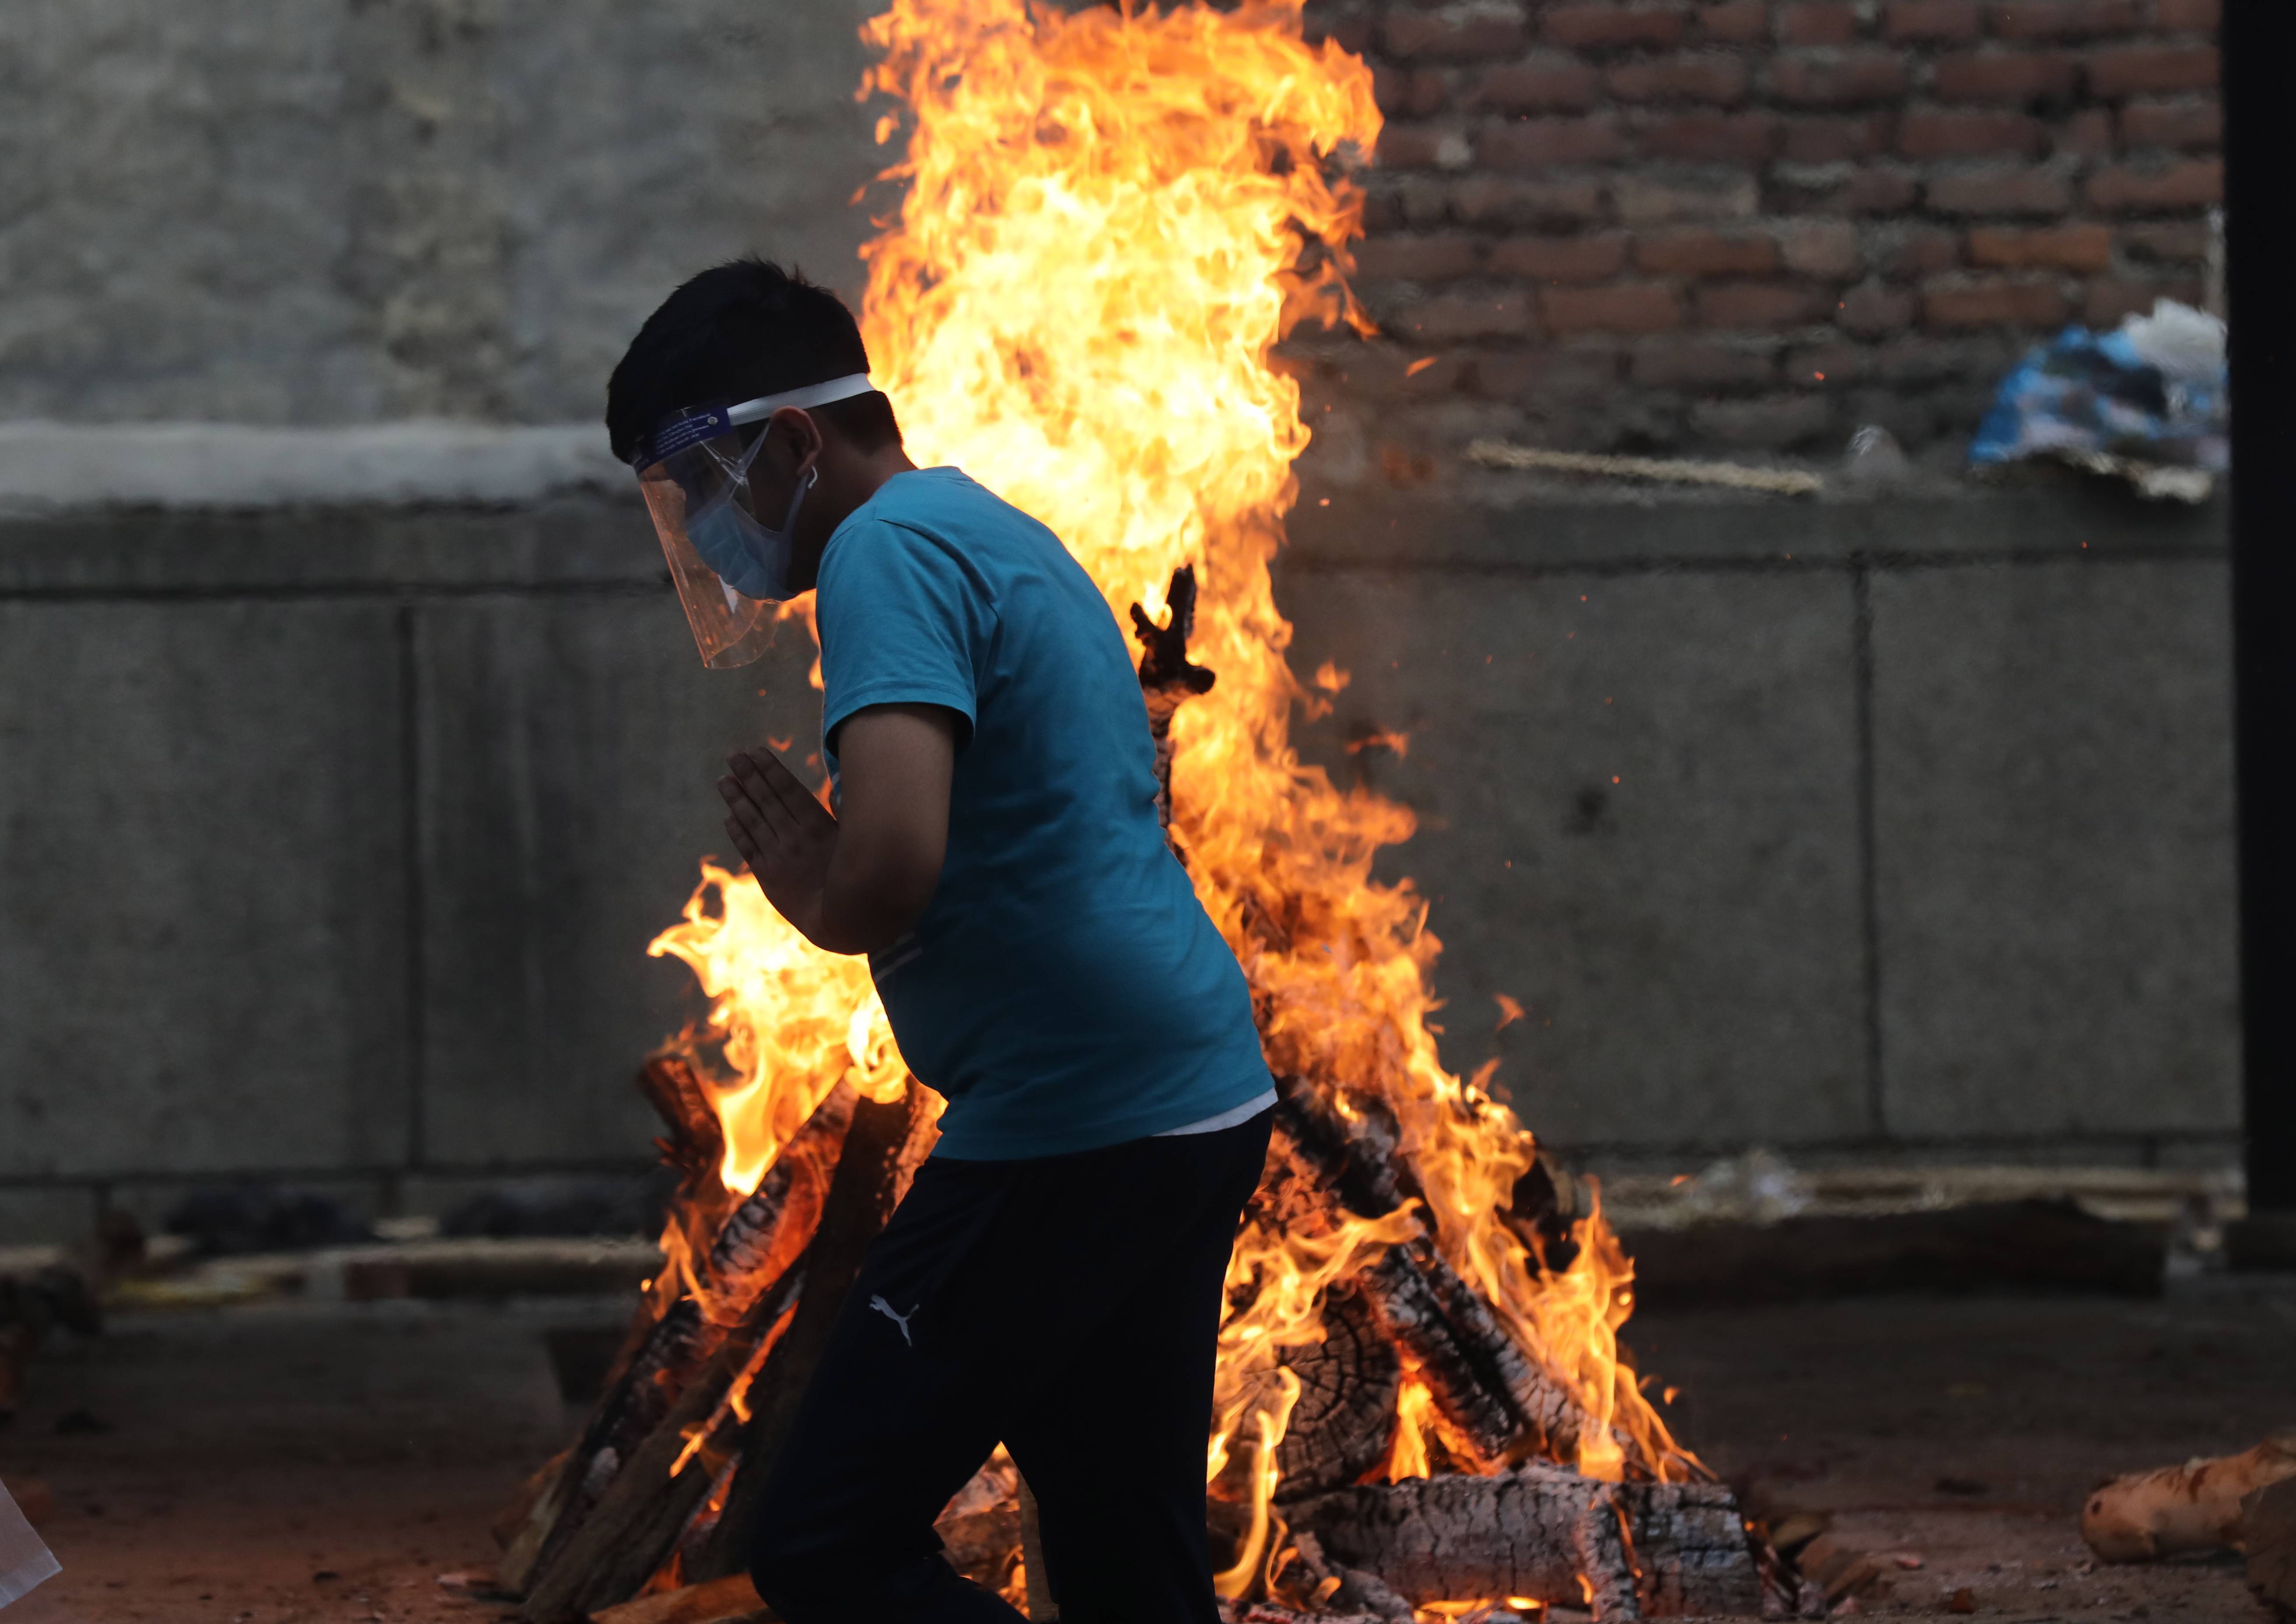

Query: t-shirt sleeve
(817, 517), (992, 749)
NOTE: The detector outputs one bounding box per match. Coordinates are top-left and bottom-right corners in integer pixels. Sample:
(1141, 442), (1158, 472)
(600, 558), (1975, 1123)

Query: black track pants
(742, 1108), (1272, 1624)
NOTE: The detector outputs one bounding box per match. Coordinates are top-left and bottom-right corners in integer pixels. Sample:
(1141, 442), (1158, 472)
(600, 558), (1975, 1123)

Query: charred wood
(1261, 1077), (1597, 1469)
(1265, 1280), (1401, 1500)
(1130, 563), (1217, 841)
(692, 1088), (923, 1580)
(1294, 1465), (1758, 1620)
(519, 1271), (800, 1624)
(506, 1085), (855, 1596)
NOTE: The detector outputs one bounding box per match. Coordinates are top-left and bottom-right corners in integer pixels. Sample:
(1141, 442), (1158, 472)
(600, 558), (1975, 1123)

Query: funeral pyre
(496, 1), (1763, 1617)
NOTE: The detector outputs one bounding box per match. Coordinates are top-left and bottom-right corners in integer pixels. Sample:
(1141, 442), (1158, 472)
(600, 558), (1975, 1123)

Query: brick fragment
(1883, 0), (1981, 42)
(1778, 3), (1861, 44)
(1630, 338), (1782, 387)
(1839, 280), (1921, 333)
(1637, 228), (1783, 275)
(1472, 60), (1602, 114)
(1777, 221), (1865, 277)
(1931, 51), (2080, 104)
(1899, 110), (2044, 157)
(1615, 172), (1762, 221)
(1877, 226), (1964, 278)
(1376, 125), (1473, 170)
(1542, 283), (1687, 334)
(1833, 168), (1922, 214)
(1781, 115), (1892, 162)
(1697, 281), (1831, 327)
(1353, 235), (1486, 282)
(1474, 345), (1627, 407)
(1305, 15), (1373, 54)
(1988, 1), (2141, 40)
(1351, 348), (1472, 399)
(1451, 177), (1610, 227)
(1788, 343), (1871, 384)
(1644, 112), (1781, 161)
(1922, 276), (2069, 326)
(2155, 0), (2220, 30)
(1606, 53), (1751, 105)
(1871, 335), (2019, 382)
(2119, 98), (2222, 150)
(2117, 221), (2210, 263)
(1543, 5), (1692, 48)
(1924, 165), (2074, 215)
(1697, 0), (1770, 41)
(1966, 223), (2112, 269)
(1480, 116), (1630, 168)
(2083, 276), (2204, 325)
(2086, 46), (2219, 98)
(2086, 157), (2222, 211)
(2052, 109), (2114, 156)
(1490, 231), (1633, 282)
(1689, 394), (1839, 447)
(1398, 291), (1540, 342)
(1378, 69), (1451, 120)
(1381, 11), (1530, 60)
(1768, 51), (1914, 105)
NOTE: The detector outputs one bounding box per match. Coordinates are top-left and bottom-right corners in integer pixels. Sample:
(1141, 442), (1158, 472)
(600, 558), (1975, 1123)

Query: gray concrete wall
(0, 0), (882, 424)
(0, 486), (2239, 1239)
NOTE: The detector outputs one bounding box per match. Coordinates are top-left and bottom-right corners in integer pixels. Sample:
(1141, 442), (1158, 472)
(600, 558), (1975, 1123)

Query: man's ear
(764, 406), (827, 477)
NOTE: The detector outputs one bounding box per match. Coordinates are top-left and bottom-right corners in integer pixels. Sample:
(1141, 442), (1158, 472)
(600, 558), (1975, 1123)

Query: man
(606, 259), (1275, 1623)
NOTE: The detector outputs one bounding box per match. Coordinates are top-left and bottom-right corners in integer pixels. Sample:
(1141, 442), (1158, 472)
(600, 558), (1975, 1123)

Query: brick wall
(1295, 0), (2222, 461)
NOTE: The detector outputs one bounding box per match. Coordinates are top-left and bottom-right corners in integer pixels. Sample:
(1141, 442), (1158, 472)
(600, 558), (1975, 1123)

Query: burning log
(1261, 1076), (1601, 1473)
(502, 1071), (855, 1597)
(690, 1087), (927, 1579)
(1262, 1280), (1401, 1500)
(519, 1276), (802, 1624)
(1130, 563), (1217, 839)
(1293, 1464), (1760, 1620)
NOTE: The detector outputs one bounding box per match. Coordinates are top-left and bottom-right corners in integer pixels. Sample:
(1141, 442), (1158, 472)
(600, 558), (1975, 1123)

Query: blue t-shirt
(814, 466), (1272, 1160)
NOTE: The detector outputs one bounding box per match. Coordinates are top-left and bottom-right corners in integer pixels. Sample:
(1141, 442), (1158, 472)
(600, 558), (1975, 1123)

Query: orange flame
(646, 0), (1693, 1597)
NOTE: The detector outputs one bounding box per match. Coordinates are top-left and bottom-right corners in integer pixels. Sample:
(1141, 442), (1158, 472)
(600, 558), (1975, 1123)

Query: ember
(501, 0), (1748, 1617)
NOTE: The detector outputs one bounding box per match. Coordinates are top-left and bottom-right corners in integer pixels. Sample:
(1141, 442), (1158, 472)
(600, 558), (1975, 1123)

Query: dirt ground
(1, 1277), (2289, 1624)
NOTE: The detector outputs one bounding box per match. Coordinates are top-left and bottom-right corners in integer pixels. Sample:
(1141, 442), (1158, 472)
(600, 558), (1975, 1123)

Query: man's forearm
(806, 831), (938, 955)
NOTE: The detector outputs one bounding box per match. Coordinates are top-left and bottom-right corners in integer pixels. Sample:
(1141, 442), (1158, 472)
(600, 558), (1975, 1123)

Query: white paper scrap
(0, 1477), (61, 1608)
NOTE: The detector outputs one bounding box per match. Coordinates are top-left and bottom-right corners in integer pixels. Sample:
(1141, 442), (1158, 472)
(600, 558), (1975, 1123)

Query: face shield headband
(633, 372), (877, 669)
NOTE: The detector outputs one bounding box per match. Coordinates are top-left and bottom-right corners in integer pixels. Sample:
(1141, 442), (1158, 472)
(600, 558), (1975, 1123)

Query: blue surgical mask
(684, 452), (818, 603)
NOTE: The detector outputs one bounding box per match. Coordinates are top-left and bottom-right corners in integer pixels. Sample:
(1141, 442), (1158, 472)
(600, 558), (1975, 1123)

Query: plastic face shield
(633, 372), (877, 668)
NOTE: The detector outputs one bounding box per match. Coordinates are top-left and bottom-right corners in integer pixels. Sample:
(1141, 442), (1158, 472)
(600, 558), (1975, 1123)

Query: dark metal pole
(2225, 0), (2296, 1214)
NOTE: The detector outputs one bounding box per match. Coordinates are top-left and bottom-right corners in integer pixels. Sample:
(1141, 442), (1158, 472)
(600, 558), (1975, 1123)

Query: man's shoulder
(874, 467), (1063, 544)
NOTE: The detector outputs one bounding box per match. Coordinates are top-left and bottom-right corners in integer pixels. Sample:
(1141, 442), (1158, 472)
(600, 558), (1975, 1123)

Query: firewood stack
(491, 583), (1763, 1622)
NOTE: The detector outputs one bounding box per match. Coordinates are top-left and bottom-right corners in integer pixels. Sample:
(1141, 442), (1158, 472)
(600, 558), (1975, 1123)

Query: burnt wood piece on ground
(518, 1268), (802, 1624)
(1623, 1198), (2167, 1311)
(501, 1081), (855, 1596)
(1295, 1465), (1759, 1620)
(691, 1088), (924, 1581)
(1261, 1076), (1596, 1469)
(1130, 563), (1217, 839)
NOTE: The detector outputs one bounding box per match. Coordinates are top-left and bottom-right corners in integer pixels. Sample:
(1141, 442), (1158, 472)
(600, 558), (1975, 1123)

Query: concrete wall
(0, 0), (883, 424)
(0, 485), (2238, 1239)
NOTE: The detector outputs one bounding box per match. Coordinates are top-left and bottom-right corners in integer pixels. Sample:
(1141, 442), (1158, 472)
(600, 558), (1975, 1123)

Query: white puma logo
(869, 1294), (919, 1347)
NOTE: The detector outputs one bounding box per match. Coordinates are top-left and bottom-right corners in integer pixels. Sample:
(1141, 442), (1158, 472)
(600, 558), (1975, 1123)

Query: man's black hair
(605, 258), (903, 464)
